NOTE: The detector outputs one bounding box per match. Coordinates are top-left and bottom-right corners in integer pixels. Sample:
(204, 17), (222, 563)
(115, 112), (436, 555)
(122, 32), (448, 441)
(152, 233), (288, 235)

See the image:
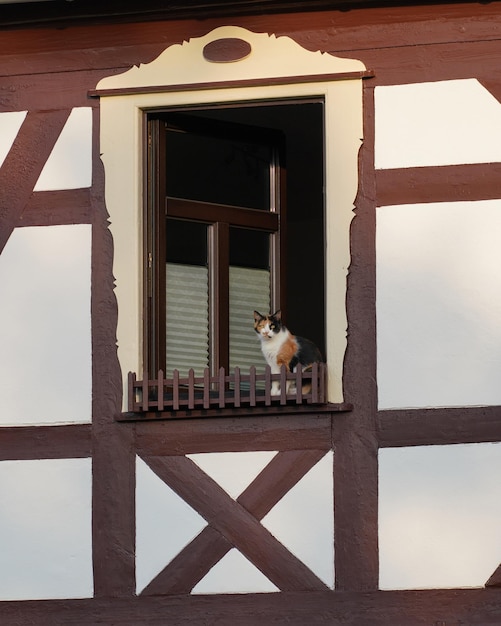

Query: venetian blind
(229, 266), (270, 374)
(165, 263), (209, 378)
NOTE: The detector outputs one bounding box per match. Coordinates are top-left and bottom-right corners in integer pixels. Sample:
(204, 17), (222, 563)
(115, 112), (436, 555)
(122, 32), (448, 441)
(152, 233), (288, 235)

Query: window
(144, 102), (325, 382)
(97, 26), (366, 408)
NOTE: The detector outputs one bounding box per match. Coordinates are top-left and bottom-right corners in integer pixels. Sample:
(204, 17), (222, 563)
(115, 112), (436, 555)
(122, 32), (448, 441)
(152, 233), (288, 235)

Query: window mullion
(209, 221), (230, 376)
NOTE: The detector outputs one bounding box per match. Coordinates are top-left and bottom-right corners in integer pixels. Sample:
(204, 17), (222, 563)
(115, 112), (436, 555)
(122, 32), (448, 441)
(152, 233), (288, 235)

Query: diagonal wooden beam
(142, 453), (329, 592)
(141, 449), (327, 594)
(0, 109), (70, 254)
(486, 563), (501, 588)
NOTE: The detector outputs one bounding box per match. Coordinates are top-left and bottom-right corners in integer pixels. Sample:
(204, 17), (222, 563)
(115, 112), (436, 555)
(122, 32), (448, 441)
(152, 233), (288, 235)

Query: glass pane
(166, 218), (207, 266)
(166, 127), (271, 210)
(165, 220), (209, 377)
(229, 228), (271, 374)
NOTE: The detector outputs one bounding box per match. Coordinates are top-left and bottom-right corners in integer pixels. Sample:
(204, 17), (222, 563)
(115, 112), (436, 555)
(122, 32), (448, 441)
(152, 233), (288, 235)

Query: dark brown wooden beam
(376, 163), (501, 207)
(334, 80), (379, 592)
(378, 406), (501, 448)
(143, 454), (329, 591)
(90, 148), (136, 598)
(135, 413), (333, 454)
(142, 449), (327, 594)
(0, 424), (92, 460)
(0, 0), (486, 30)
(18, 189), (92, 226)
(0, 109), (70, 253)
(2, 588), (501, 624)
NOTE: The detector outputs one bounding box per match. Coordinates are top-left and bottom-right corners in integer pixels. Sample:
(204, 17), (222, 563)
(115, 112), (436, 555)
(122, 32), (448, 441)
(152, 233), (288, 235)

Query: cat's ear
(253, 310), (263, 321)
(273, 310), (282, 321)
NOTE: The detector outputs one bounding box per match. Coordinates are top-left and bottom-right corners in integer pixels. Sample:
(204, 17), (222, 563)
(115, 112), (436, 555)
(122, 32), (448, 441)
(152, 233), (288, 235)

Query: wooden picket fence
(127, 363), (327, 414)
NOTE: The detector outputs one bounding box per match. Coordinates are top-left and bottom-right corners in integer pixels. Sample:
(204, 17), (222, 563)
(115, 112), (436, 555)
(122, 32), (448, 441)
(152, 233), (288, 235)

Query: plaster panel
(375, 79), (501, 169)
(377, 200), (501, 409)
(187, 451), (277, 499)
(0, 224), (92, 425)
(379, 443), (501, 590)
(262, 451), (334, 588)
(34, 107), (92, 191)
(0, 458), (92, 600)
(192, 548), (279, 594)
(135, 456), (207, 594)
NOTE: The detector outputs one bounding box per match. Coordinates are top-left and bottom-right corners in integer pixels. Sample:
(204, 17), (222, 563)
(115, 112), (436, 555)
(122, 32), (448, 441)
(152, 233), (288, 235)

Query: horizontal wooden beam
(2, 588), (501, 624)
(376, 163), (501, 207)
(378, 405), (501, 448)
(19, 189), (92, 227)
(135, 413), (334, 454)
(0, 424), (92, 460)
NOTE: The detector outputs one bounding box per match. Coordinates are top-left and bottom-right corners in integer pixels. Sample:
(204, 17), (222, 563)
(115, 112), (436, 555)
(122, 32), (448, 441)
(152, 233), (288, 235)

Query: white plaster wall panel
(379, 443), (501, 590)
(0, 224), (91, 425)
(0, 111), (27, 168)
(261, 451), (334, 588)
(34, 107), (92, 191)
(377, 200), (501, 409)
(192, 548), (279, 594)
(0, 458), (92, 600)
(375, 79), (501, 169)
(187, 451), (277, 499)
(135, 456), (207, 594)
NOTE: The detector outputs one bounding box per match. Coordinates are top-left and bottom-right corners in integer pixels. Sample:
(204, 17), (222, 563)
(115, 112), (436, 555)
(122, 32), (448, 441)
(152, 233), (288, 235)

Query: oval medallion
(203, 38), (252, 63)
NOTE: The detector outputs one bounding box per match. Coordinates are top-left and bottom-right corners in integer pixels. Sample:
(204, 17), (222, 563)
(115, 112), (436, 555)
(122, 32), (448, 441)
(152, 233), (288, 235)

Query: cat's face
(253, 310), (283, 340)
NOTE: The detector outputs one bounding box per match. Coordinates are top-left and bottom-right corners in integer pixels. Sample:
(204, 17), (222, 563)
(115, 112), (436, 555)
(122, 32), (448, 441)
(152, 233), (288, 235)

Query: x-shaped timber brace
(140, 450), (330, 594)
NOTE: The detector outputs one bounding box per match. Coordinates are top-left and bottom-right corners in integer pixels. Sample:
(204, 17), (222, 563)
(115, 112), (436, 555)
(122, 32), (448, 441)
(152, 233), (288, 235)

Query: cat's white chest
(259, 330), (289, 368)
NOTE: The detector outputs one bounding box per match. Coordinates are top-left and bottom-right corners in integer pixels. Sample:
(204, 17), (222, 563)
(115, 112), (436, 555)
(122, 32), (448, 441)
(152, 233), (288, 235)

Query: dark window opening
(143, 100), (325, 407)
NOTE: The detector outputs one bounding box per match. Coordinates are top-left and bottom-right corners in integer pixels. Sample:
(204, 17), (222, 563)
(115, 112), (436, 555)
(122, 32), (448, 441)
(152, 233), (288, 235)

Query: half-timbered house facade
(1, 0), (501, 623)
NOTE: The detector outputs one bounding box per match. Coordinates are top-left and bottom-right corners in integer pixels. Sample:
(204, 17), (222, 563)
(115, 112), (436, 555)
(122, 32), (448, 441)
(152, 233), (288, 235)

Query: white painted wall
(377, 200), (501, 409)
(0, 458), (93, 600)
(375, 79), (501, 169)
(376, 79), (501, 409)
(379, 443), (501, 589)
(0, 224), (92, 425)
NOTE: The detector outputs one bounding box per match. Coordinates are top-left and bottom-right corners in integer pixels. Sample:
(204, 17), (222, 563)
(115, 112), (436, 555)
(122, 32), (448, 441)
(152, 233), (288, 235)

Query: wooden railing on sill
(127, 363), (327, 414)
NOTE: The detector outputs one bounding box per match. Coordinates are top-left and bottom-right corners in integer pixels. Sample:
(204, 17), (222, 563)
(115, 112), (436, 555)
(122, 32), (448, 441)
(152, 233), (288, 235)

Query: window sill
(117, 401), (353, 422)
(118, 365), (352, 421)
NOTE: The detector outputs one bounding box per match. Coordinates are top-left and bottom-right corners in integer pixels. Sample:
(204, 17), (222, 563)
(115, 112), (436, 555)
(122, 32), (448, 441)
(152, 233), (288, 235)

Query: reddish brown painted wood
(203, 37), (251, 62)
(0, 71), (104, 111)
(2, 588), (501, 624)
(334, 80), (379, 592)
(0, 109), (70, 253)
(90, 150), (136, 597)
(18, 189), (92, 226)
(142, 450), (327, 594)
(0, 425), (91, 460)
(354, 38), (501, 87)
(486, 563), (501, 588)
(143, 454), (329, 591)
(239, 449), (327, 519)
(135, 413), (333, 454)
(378, 406), (501, 448)
(141, 526), (232, 595)
(376, 164), (501, 207)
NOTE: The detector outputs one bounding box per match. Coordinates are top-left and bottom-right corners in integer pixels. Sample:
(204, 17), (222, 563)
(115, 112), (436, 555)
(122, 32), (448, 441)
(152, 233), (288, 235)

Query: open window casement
(96, 26), (366, 413)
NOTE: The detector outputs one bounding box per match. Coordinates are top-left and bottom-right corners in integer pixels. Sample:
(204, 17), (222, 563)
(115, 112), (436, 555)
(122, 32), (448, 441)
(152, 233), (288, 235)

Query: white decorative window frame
(97, 26), (365, 408)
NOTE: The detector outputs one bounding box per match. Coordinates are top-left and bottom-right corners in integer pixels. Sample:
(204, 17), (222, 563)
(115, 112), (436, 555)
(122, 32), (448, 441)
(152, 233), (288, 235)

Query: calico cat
(253, 310), (323, 395)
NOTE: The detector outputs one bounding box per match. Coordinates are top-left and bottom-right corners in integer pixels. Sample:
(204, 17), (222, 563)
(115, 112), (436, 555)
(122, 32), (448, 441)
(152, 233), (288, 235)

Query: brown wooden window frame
(124, 103), (338, 418)
(144, 111), (285, 375)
